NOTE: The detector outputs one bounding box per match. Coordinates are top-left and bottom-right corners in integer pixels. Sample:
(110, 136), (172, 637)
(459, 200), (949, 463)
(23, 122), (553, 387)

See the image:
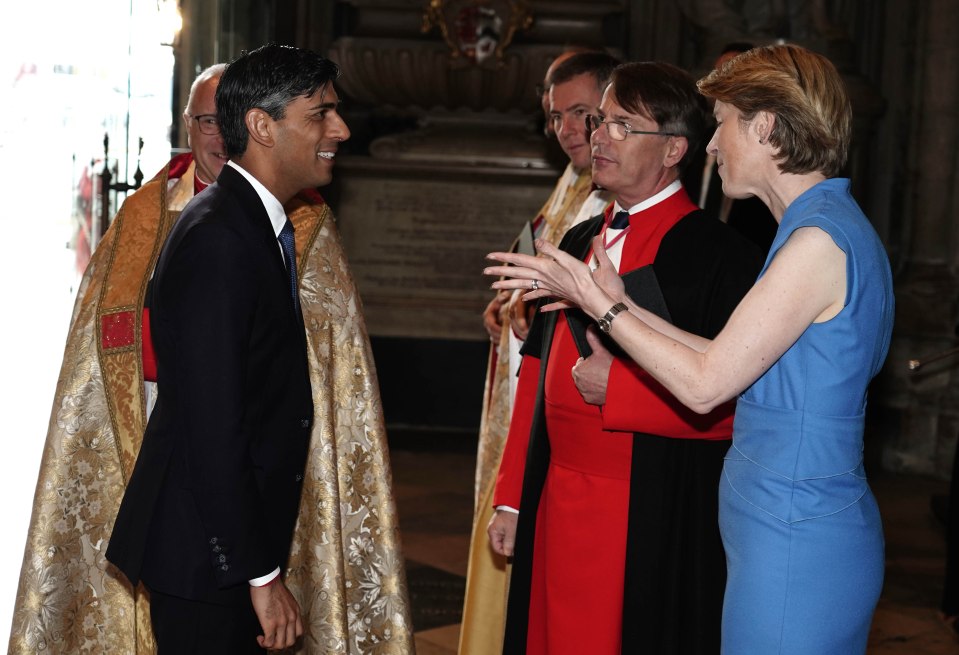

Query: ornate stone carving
(422, 0), (533, 66)
(328, 37), (555, 114)
(329, 0), (622, 113)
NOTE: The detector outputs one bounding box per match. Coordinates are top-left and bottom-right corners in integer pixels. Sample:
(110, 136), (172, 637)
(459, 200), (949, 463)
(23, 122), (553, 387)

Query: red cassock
(495, 189), (735, 655)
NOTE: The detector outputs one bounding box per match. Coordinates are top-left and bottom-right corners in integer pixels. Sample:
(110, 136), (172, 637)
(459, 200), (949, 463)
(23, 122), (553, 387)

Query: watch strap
(598, 302), (628, 333)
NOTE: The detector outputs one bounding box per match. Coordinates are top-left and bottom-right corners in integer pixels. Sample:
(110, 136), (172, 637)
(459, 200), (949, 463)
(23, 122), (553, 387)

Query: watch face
(598, 318), (611, 333)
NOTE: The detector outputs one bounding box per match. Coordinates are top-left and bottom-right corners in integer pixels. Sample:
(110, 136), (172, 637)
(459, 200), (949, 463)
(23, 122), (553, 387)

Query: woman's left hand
(483, 237), (617, 319)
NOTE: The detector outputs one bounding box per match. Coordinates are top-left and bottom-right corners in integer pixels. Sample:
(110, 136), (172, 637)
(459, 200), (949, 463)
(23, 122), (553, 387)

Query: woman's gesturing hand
(484, 237), (622, 319)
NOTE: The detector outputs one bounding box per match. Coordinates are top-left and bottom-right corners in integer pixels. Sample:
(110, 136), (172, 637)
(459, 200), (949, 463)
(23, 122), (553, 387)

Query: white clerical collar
(226, 160), (287, 238)
(613, 179), (682, 216)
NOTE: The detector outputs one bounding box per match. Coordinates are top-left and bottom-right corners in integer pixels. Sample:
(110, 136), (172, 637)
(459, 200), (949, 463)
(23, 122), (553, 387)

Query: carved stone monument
(327, 0), (624, 340)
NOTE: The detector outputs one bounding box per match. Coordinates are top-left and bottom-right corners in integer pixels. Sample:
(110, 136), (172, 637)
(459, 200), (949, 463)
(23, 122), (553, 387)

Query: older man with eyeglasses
(489, 61), (763, 655)
(9, 64), (231, 654)
(182, 65), (230, 188)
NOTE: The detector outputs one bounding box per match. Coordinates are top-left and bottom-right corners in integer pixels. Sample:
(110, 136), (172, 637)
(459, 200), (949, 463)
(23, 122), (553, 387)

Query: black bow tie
(610, 210), (630, 229)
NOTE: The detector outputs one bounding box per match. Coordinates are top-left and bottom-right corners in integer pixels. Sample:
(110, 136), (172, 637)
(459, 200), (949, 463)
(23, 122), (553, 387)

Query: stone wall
(173, 1), (959, 467)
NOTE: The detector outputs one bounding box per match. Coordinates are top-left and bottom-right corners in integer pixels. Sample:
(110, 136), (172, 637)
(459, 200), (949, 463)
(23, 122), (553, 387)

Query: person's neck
(758, 171), (827, 222)
(614, 174), (680, 213)
(194, 167), (216, 187)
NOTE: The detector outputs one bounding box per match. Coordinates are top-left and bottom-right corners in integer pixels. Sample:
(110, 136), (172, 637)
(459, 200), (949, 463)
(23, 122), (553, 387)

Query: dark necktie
(610, 210), (630, 229)
(277, 219), (299, 313)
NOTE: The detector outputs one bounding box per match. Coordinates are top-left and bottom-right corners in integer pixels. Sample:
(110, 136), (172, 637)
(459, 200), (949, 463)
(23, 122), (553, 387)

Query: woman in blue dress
(484, 43), (894, 654)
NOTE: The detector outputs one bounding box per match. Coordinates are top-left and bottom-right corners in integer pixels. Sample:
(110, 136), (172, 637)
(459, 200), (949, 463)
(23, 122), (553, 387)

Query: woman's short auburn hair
(697, 44), (851, 178)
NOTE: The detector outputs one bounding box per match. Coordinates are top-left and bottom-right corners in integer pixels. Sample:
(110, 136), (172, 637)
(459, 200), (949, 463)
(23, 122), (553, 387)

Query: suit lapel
(216, 166), (292, 300)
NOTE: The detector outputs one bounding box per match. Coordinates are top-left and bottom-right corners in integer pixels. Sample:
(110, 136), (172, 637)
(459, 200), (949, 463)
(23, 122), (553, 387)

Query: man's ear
(182, 112), (192, 147)
(663, 135), (689, 169)
(245, 108), (274, 148)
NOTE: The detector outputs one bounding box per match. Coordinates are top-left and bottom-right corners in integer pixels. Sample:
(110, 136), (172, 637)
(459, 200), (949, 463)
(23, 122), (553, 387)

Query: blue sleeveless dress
(720, 179), (894, 654)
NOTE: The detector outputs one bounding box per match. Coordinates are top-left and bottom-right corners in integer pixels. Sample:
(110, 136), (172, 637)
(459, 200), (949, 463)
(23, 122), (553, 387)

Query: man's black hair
(608, 61), (708, 174)
(216, 43), (340, 158)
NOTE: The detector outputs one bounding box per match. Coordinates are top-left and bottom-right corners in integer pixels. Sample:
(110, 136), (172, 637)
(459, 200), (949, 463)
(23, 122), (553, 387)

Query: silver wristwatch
(597, 302), (628, 333)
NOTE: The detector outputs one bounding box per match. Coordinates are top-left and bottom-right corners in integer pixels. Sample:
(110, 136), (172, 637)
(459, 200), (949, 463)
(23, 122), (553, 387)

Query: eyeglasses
(585, 114), (679, 141)
(188, 113), (220, 135)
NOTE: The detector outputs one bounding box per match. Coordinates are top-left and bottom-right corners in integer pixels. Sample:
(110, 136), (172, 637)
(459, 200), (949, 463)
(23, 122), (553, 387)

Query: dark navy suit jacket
(107, 165), (313, 604)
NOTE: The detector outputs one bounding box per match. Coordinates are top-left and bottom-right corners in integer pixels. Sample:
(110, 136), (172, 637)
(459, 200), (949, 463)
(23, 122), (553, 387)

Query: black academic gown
(502, 208), (763, 655)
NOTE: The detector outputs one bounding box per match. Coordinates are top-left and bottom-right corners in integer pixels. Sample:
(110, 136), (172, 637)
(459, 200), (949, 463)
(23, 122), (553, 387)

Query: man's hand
(250, 578), (304, 651)
(483, 290), (511, 340)
(488, 509), (519, 557)
(571, 327), (614, 405)
(507, 290), (535, 341)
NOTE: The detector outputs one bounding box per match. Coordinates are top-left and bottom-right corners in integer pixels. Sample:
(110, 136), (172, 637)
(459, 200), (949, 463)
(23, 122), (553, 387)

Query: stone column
(877, 0), (959, 478)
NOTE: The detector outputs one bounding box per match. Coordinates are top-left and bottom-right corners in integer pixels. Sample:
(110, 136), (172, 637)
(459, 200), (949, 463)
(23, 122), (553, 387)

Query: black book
(515, 220), (537, 256)
(564, 265), (671, 358)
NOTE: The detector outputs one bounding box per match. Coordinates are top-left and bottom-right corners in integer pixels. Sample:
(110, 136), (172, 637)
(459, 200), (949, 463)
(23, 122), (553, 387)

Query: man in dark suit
(106, 44), (350, 653)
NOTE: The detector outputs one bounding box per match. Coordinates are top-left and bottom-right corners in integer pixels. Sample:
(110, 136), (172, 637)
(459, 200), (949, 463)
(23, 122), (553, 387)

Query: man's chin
(590, 169), (611, 189)
(310, 173), (333, 188)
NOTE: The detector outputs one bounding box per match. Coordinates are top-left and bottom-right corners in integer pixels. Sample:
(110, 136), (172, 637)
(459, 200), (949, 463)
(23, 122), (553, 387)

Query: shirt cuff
(249, 567), (281, 587)
(495, 505), (519, 514)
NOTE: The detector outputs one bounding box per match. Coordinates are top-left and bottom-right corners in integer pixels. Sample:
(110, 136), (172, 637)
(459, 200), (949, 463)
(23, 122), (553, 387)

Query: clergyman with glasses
(9, 62), (232, 654)
(490, 61), (762, 655)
